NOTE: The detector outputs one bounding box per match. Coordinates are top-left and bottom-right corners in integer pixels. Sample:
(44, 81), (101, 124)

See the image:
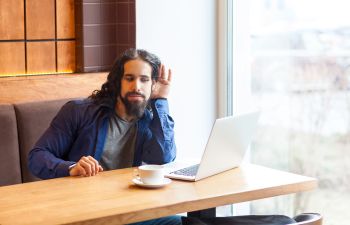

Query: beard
(120, 92), (149, 119)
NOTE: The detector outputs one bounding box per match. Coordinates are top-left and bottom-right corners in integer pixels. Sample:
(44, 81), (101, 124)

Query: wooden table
(0, 164), (317, 225)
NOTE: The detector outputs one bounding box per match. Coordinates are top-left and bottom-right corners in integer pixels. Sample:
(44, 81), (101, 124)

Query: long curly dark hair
(89, 48), (161, 104)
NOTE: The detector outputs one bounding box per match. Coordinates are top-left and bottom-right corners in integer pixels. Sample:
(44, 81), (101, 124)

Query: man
(28, 48), (182, 225)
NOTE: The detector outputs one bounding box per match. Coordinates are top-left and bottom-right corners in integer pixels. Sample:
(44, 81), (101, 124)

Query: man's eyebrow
(124, 74), (151, 78)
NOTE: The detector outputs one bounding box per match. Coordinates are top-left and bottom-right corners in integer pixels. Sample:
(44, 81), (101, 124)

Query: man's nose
(132, 79), (141, 91)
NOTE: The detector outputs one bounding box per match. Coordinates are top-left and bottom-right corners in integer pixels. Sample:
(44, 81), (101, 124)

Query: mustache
(125, 92), (146, 99)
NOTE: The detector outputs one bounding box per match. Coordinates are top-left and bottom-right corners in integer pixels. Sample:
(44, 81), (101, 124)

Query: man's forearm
(141, 99), (176, 164)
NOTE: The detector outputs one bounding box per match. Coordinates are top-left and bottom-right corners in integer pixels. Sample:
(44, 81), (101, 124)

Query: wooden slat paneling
(0, 73), (107, 104)
(56, 0), (75, 39)
(26, 0), (55, 39)
(0, 42), (25, 76)
(26, 42), (56, 74)
(57, 41), (76, 73)
(0, 0), (24, 40)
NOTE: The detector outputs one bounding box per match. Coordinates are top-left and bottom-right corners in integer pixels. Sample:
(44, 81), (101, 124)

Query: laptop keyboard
(170, 164), (199, 177)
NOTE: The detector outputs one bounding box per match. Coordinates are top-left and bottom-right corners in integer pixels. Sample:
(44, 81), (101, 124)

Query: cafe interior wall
(136, 0), (217, 161)
(0, 0), (135, 77)
(0, 0), (135, 103)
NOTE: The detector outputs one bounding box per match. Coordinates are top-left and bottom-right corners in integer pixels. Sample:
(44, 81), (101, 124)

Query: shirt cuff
(69, 163), (77, 170)
(151, 99), (169, 114)
(56, 161), (76, 177)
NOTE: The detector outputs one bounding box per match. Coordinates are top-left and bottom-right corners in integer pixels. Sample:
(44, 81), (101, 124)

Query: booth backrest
(14, 99), (74, 183)
(0, 104), (21, 186)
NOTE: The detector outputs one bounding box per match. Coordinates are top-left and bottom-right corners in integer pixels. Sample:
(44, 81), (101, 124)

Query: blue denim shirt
(28, 98), (176, 179)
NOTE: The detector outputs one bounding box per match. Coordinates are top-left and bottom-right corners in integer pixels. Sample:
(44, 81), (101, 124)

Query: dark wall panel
(75, 0), (136, 72)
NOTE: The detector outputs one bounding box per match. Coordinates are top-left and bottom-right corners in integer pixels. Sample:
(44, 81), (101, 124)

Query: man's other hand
(69, 156), (103, 177)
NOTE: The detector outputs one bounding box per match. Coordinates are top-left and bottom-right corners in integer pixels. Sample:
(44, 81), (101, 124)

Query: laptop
(165, 111), (260, 181)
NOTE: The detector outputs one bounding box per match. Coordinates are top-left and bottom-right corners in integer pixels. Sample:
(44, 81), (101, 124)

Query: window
(233, 0), (350, 224)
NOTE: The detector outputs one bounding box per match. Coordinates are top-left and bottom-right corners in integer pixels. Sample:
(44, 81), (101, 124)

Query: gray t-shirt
(100, 114), (137, 170)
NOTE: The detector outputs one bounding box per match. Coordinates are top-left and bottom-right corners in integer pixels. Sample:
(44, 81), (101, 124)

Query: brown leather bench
(0, 104), (21, 186)
(0, 99), (74, 185)
(14, 99), (75, 183)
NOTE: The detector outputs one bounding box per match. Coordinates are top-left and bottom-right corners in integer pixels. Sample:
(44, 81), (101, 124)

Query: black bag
(182, 215), (296, 225)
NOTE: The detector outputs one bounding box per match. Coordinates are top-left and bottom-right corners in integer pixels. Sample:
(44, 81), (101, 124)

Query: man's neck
(115, 97), (136, 122)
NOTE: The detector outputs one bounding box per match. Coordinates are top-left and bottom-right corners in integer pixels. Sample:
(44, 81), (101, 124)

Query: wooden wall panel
(0, 73), (107, 104)
(57, 41), (76, 72)
(26, 0), (55, 39)
(0, 0), (24, 40)
(0, 0), (79, 76)
(27, 42), (55, 74)
(0, 43), (25, 75)
(57, 0), (75, 39)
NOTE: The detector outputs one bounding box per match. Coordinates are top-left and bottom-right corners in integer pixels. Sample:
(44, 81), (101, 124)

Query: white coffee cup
(137, 165), (165, 185)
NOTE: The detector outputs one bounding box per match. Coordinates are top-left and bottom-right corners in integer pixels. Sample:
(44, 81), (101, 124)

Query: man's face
(119, 59), (153, 118)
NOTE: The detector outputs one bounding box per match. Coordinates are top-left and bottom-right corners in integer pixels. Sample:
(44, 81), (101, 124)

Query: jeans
(128, 215), (182, 225)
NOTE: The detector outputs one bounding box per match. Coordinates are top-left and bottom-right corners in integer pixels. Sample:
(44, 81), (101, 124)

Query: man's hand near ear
(151, 64), (172, 99)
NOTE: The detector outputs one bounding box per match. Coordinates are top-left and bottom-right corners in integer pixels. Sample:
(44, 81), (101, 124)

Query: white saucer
(132, 177), (172, 188)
